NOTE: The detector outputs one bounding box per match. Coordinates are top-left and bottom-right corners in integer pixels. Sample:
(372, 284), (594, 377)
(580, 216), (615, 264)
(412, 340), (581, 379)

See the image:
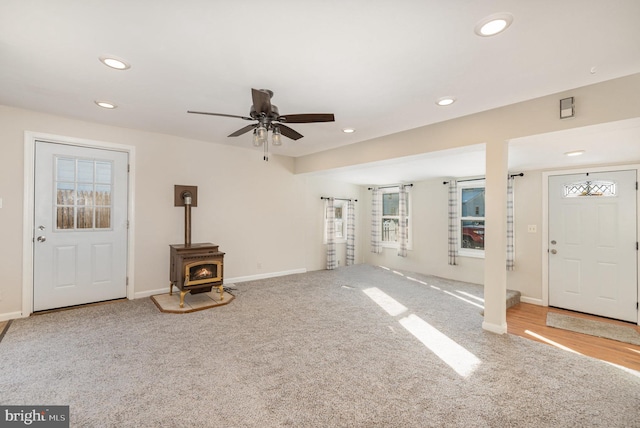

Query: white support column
(482, 140), (508, 334)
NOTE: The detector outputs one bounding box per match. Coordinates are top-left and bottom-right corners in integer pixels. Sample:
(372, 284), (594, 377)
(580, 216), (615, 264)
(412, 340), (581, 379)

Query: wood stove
(169, 185), (225, 308)
(169, 243), (225, 308)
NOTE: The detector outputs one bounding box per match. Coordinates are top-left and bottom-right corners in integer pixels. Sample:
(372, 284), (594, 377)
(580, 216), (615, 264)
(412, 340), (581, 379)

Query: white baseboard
(133, 268), (307, 299)
(225, 268), (307, 284)
(134, 288), (169, 299)
(482, 321), (508, 335)
(0, 311), (23, 322)
(520, 296), (544, 306)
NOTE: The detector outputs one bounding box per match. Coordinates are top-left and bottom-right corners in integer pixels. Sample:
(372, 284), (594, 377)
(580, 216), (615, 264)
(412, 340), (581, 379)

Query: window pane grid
(55, 157), (113, 231)
(459, 185), (485, 252)
(380, 190), (410, 244)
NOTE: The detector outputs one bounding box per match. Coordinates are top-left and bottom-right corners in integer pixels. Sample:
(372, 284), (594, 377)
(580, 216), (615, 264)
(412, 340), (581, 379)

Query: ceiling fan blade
(276, 124), (304, 141)
(187, 111), (253, 121)
(278, 113), (335, 123)
(228, 123), (258, 137)
(251, 88), (272, 116)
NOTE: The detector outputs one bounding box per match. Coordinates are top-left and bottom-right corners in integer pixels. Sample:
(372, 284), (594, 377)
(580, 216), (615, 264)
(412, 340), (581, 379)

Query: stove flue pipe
(182, 191), (192, 246)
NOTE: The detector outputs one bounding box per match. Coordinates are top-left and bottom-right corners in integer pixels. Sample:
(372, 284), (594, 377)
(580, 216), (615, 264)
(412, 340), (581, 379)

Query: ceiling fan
(188, 88), (335, 160)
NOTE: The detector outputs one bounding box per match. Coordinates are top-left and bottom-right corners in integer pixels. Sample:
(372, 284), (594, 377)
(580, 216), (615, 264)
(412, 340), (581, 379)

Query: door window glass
(55, 157), (113, 230)
(564, 180), (616, 197)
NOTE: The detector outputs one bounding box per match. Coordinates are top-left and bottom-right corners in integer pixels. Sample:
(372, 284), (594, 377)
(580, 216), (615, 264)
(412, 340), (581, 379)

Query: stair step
(480, 289), (521, 315)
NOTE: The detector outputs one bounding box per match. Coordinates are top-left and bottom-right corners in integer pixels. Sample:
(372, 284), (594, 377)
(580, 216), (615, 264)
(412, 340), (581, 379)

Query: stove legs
(169, 281), (224, 308)
(169, 282), (189, 308)
(179, 290), (189, 308)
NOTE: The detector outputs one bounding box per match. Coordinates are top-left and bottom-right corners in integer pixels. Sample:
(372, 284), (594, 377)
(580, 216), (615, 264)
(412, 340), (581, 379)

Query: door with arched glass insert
(548, 170), (637, 322)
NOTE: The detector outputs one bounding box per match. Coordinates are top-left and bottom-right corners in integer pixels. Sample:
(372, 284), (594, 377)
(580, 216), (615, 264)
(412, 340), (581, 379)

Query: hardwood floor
(507, 303), (640, 372)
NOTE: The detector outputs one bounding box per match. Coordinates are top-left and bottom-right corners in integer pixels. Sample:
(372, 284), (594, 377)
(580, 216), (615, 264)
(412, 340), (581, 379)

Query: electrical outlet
(257, 262), (262, 269)
(527, 225), (537, 233)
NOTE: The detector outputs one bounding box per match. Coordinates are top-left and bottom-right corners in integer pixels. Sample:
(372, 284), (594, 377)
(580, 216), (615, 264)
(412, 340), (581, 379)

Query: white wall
(361, 175), (540, 299)
(362, 180), (485, 284)
(0, 105), (361, 319)
(301, 177), (365, 271)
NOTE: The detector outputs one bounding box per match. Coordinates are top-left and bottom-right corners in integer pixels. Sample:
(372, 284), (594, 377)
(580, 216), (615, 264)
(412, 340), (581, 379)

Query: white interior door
(548, 170), (637, 322)
(34, 141), (128, 311)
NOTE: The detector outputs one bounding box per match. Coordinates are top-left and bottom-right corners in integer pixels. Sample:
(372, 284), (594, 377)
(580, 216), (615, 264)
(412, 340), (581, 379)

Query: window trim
(458, 180), (485, 258)
(380, 187), (412, 249)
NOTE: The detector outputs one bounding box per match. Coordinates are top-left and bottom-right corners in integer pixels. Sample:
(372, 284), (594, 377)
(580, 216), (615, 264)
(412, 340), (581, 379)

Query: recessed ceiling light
(436, 97), (456, 106)
(564, 150), (585, 157)
(99, 55), (131, 70)
(474, 13), (513, 37)
(95, 101), (117, 109)
(342, 128), (356, 133)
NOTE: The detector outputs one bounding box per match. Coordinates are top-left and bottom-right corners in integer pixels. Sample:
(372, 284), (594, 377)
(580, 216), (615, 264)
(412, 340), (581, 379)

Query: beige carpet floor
(1, 265), (639, 427)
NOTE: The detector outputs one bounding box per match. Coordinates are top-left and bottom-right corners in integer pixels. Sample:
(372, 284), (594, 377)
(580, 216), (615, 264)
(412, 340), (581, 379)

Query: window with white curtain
(324, 199), (347, 244)
(381, 188), (411, 248)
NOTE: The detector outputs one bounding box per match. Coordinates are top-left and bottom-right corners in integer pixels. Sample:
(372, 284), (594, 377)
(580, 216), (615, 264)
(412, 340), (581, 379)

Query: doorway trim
(22, 132), (136, 317)
(541, 163), (640, 325)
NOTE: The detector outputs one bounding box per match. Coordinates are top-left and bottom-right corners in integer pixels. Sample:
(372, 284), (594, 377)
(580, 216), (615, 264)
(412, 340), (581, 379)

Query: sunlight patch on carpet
(363, 287), (408, 316)
(443, 290), (484, 309)
(400, 314), (481, 377)
(363, 286), (480, 377)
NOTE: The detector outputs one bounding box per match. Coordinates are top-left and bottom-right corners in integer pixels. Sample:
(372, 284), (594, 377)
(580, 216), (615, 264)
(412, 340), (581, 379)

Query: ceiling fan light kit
(188, 88), (335, 161)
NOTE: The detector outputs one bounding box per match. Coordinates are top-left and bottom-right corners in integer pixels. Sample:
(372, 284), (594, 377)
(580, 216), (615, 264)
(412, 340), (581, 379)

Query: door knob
(36, 236), (47, 243)
(550, 249), (557, 254)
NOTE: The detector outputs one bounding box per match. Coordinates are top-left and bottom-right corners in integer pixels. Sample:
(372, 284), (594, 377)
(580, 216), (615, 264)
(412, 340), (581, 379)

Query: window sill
(458, 249), (485, 259)
(381, 243), (413, 250)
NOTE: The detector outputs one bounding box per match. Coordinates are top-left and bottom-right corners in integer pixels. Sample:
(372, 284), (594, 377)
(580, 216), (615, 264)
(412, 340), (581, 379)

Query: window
(564, 180), (616, 197)
(55, 157), (113, 230)
(324, 200), (347, 243)
(381, 188), (411, 247)
(459, 181), (484, 257)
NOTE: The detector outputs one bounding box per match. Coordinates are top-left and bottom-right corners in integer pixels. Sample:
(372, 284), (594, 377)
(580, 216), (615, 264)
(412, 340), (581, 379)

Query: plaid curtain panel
(326, 198), (337, 270)
(371, 187), (382, 253)
(448, 180), (458, 265)
(397, 185), (408, 257)
(506, 177), (515, 271)
(346, 200), (355, 265)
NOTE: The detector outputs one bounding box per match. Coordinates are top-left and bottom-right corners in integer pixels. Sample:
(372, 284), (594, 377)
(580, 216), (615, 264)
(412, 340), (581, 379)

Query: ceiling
(1, 1), (640, 182)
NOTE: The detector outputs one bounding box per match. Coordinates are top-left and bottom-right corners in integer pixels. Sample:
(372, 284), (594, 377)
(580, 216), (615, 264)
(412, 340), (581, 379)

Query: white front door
(548, 170), (637, 322)
(33, 141), (129, 311)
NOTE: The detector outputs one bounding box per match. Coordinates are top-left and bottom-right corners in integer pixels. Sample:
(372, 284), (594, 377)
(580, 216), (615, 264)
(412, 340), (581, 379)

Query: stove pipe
(183, 191), (192, 246)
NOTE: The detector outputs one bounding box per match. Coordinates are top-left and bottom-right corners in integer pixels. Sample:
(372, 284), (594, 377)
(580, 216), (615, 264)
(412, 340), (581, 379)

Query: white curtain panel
(326, 198), (337, 270)
(448, 180), (458, 265)
(371, 187), (382, 254)
(397, 185), (408, 257)
(506, 177), (515, 271)
(346, 200), (355, 266)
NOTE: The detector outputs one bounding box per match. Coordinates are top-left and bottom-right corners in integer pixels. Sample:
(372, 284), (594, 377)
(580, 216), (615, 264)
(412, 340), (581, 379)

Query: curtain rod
(442, 173), (524, 185)
(367, 183), (414, 190)
(320, 197), (358, 202)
